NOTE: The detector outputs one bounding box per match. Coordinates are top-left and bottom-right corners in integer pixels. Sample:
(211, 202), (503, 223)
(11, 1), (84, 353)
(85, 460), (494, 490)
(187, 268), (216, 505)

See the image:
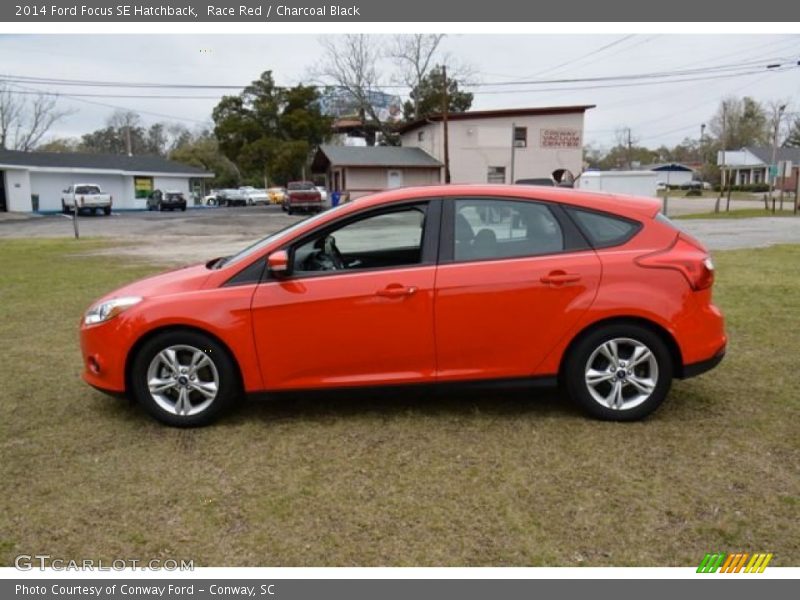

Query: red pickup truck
(283, 181), (323, 215)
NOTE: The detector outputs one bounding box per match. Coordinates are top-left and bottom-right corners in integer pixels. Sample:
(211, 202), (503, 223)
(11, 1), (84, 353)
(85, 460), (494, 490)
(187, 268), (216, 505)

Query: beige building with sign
(399, 105), (594, 185)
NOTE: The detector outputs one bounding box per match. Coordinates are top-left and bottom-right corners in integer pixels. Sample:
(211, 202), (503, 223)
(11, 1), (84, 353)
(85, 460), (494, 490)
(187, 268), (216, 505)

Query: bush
(712, 183), (770, 193)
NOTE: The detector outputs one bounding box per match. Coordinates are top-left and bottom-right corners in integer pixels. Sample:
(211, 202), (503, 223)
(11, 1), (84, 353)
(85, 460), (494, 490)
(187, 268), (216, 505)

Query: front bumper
(80, 318), (131, 394)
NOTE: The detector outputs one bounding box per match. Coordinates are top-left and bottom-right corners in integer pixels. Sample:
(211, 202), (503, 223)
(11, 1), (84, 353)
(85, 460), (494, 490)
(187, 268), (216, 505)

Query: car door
(434, 197), (602, 382)
(251, 200), (440, 391)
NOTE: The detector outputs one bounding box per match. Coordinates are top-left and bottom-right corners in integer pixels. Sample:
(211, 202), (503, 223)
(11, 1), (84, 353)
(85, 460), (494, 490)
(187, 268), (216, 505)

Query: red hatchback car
(80, 185), (726, 426)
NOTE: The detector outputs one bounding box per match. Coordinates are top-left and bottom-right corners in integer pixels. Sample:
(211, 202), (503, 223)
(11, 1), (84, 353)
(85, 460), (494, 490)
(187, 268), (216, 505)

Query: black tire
(103, 206), (111, 216)
(563, 323), (673, 421)
(130, 330), (241, 427)
(181, 205), (186, 212)
(62, 200), (68, 214)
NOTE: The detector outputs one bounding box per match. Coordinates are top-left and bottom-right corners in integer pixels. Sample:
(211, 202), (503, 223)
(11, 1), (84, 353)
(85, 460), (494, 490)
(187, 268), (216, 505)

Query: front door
(387, 169), (404, 189)
(434, 197), (602, 381)
(251, 201), (439, 390)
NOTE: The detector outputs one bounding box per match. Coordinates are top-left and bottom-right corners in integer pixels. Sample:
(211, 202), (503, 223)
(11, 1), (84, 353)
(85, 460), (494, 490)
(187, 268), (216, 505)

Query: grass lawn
(1, 238), (798, 567)
(657, 189), (773, 201)
(676, 209), (799, 220)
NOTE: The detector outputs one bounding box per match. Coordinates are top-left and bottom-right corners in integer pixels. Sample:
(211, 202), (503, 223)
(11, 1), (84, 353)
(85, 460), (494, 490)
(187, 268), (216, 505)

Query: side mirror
(267, 250), (290, 276)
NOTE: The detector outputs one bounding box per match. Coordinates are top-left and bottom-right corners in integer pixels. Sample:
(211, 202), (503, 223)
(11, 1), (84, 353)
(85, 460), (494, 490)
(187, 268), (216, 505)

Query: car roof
(352, 184), (661, 219)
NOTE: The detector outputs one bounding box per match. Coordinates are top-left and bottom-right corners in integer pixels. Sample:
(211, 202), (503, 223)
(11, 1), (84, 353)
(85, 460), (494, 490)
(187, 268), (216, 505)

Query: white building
(399, 105), (594, 185)
(0, 150), (214, 213)
(718, 146), (800, 189)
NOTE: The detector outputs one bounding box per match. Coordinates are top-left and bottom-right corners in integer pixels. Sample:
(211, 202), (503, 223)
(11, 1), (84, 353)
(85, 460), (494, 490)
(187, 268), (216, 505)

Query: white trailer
(576, 170), (659, 198)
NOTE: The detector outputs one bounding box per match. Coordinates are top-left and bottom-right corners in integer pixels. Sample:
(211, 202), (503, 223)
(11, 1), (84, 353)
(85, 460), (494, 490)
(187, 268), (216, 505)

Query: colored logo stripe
(697, 552), (772, 573)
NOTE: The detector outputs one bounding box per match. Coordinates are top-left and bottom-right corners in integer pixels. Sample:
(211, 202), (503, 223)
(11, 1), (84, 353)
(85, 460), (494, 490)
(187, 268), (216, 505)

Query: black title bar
(3, 0), (800, 22)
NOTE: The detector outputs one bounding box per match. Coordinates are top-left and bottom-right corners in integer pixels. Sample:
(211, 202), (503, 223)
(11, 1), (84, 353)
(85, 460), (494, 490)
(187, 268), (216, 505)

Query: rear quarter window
(567, 208), (641, 248)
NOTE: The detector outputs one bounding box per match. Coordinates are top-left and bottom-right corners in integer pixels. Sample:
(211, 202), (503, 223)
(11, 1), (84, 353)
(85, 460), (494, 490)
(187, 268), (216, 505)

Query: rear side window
(454, 198), (564, 261)
(567, 208), (640, 248)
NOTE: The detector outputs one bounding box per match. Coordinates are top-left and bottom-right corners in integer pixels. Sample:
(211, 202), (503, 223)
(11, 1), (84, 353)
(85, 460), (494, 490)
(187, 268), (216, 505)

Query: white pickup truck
(61, 183), (113, 215)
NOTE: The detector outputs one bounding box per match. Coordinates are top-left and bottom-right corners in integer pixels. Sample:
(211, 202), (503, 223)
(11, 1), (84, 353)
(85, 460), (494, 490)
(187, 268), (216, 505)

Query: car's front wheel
(564, 324), (673, 421)
(130, 330), (240, 427)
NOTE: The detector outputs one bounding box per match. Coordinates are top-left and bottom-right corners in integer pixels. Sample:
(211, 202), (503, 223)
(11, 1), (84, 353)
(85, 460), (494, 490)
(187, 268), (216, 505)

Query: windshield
(288, 182), (315, 191)
(75, 185), (101, 194)
(219, 204), (350, 268)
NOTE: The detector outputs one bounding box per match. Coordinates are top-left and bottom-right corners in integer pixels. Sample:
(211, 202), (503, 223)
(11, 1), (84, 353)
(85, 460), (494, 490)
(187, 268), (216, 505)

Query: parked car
(61, 183), (112, 216)
(80, 184), (726, 427)
(315, 186), (329, 205)
(283, 181), (323, 214)
(147, 190), (187, 212)
(268, 187), (287, 205)
(240, 186), (269, 206)
(216, 188), (248, 207)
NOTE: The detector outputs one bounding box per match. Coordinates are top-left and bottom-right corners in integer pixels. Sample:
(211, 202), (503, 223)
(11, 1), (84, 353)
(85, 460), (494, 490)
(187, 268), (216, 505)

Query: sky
(1, 33), (799, 150)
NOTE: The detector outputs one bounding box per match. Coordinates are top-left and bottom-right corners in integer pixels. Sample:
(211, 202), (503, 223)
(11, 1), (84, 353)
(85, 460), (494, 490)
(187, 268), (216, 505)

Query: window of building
(417, 130), (425, 142)
(514, 126), (527, 148)
(487, 166), (506, 184)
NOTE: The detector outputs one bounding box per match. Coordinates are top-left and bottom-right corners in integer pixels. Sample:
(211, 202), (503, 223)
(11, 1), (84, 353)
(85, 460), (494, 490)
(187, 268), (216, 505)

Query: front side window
(453, 198), (564, 261)
(293, 205), (427, 274)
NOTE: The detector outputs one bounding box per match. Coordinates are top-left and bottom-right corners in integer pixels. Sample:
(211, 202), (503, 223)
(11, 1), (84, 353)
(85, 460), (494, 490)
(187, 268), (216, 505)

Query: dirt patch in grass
(0, 239), (798, 566)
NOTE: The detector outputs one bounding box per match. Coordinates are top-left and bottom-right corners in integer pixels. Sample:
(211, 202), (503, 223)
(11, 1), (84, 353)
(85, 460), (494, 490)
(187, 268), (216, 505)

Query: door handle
(375, 285), (418, 298)
(540, 271), (582, 285)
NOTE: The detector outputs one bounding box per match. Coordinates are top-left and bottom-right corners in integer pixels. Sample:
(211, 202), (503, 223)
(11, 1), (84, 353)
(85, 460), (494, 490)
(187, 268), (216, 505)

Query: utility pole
(715, 104), (726, 213)
(626, 128), (633, 170)
(769, 104), (786, 214)
(700, 122), (706, 178)
(441, 64), (451, 184)
(510, 121), (516, 184)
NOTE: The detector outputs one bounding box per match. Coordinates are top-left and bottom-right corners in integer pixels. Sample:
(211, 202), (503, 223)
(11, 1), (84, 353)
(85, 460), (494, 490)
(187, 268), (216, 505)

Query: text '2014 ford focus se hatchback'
(80, 185), (726, 426)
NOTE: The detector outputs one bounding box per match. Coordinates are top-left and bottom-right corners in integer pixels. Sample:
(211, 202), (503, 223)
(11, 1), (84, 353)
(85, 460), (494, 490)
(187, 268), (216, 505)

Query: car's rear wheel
(103, 206), (111, 216)
(564, 324), (673, 421)
(130, 330), (240, 427)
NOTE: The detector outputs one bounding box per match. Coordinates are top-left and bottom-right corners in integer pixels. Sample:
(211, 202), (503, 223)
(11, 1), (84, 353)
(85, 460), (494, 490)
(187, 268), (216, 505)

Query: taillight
(635, 234), (715, 290)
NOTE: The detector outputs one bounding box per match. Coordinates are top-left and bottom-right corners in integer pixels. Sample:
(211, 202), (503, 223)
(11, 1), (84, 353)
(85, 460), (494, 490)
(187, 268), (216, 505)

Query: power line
(519, 34), (637, 79)
(1, 55), (797, 93)
(5, 82), (209, 125)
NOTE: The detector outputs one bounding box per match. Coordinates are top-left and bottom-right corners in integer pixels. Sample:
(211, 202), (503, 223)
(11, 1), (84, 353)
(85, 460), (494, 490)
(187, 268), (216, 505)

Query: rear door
(434, 196), (602, 381)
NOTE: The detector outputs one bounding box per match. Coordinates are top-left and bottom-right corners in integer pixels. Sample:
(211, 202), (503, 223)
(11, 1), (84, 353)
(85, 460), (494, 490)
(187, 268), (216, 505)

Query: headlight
(84, 296), (142, 325)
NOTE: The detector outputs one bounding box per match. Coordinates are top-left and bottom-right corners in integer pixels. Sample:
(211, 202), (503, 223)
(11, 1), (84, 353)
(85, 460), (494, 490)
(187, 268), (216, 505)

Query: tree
(212, 71), (331, 186)
(314, 34), (391, 146)
(402, 66), (473, 122)
(78, 111), (190, 156)
(0, 85), (72, 151)
(169, 130), (239, 188)
(708, 96), (769, 149)
(785, 116), (800, 148)
(37, 137), (81, 153)
(390, 34), (445, 120)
